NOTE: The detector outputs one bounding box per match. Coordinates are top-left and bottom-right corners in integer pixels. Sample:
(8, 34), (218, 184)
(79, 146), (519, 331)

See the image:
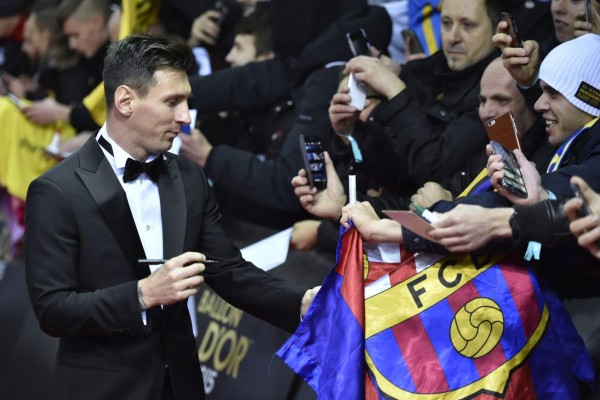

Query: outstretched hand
(565, 176), (600, 259)
(291, 151), (347, 219)
(428, 205), (513, 253)
(492, 20), (540, 87)
(137, 252), (208, 309)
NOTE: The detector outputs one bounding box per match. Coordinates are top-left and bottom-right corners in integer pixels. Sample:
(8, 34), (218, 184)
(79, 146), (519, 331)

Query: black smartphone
(500, 12), (524, 48)
(401, 29), (424, 54)
(299, 134), (327, 190)
(490, 140), (528, 198)
(346, 29), (371, 57)
(571, 182), (595, 217)
(213, 0), (229, 25)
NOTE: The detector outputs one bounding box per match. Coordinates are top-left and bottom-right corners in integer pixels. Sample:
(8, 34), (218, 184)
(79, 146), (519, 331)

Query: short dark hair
(484, 0), (508, 32)
(235, 7), (274, 58)
(103, 33), (193, 109)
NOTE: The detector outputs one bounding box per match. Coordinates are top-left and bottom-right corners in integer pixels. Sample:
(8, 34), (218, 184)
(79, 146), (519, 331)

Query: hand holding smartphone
(299, 134), (327, 190)
(500, 12), (524, 48)
(490, 140), (528, 198)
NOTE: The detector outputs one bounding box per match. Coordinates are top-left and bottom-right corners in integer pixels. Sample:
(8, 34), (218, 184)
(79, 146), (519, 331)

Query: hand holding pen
(137, 252), (213, 308)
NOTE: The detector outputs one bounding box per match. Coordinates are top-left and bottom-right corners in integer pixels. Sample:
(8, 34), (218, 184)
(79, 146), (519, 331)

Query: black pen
(137, 258), (219, 265)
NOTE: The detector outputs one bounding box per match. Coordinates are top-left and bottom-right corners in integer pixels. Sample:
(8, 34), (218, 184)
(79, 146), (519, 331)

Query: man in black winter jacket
(328, 0), (504, 208)
(290, 0), (504, 252)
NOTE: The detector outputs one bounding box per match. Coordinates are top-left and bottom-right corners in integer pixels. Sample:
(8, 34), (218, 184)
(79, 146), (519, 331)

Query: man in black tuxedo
(24, 33), (317, 400)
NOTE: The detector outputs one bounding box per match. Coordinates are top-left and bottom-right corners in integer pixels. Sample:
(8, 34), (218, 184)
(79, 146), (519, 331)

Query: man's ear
(114, 85), (134, 116)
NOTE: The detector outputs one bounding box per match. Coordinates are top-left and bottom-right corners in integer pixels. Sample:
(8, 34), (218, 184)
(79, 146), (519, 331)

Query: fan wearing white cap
(535, 33), (600, 146)
(484, 33), (600, 204)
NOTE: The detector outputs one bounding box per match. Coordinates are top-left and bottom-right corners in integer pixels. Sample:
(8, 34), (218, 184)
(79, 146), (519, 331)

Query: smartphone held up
(500, 12), (524, 48)
(213, 0), (229, 25)
(485, 111), (522, 152)
(346, 28), (371, 57)
(299, 134), (327, 190)
(490, 140), (528, 199)
(401, 29), (424, 54)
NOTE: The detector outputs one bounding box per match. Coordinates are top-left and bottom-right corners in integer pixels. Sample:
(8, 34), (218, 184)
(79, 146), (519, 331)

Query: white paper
(347, 73), (367, 110)
(240, 227), (293, 271)
(46, 132), (75, 158)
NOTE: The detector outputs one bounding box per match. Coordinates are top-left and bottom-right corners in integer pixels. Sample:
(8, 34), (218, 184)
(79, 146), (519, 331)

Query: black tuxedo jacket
(25, 135), (306, 400)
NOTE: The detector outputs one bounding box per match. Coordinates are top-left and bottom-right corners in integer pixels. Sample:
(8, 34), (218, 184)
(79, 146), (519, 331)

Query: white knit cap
(539, 33), (600, 117)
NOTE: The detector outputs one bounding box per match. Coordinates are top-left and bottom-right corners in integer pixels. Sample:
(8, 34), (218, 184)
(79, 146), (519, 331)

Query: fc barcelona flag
(277, 225), (594, 399)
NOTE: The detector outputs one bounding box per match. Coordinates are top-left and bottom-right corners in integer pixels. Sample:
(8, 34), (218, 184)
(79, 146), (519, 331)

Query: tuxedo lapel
(75, 137), (150, 279)
(159, 157), (186, 259)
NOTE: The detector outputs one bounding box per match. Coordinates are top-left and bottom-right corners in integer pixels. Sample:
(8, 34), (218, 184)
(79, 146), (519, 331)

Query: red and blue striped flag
(277, 225), (593, 399)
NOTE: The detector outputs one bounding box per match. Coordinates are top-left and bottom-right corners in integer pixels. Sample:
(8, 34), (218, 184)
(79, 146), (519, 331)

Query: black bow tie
(123, 156), (164, 183)
(98, 134), (165, 183)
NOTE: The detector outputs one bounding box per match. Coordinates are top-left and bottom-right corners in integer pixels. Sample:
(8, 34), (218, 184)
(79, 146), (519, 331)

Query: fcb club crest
(363, 250), (549, 399)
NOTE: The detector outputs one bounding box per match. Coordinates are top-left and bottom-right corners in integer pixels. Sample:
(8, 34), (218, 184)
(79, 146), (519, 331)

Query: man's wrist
(57, 103), (72, 122)
(385, 81), (406, 100)
(137, 282), (148, 311)
(537, 187), (551, 201)
(494, 208), (516, 239)
(334, 195), (348, 219)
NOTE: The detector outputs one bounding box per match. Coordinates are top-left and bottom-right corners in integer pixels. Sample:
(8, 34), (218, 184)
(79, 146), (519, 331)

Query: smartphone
(490, 140), (528, 198)
(346, 29), (371, 57)
(485, 111), (522, 152)
(299, 134), (327, 190)
(213, 0), (229, 25)
(401, 29), (424, 54)
(501, 12), (524, 48)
